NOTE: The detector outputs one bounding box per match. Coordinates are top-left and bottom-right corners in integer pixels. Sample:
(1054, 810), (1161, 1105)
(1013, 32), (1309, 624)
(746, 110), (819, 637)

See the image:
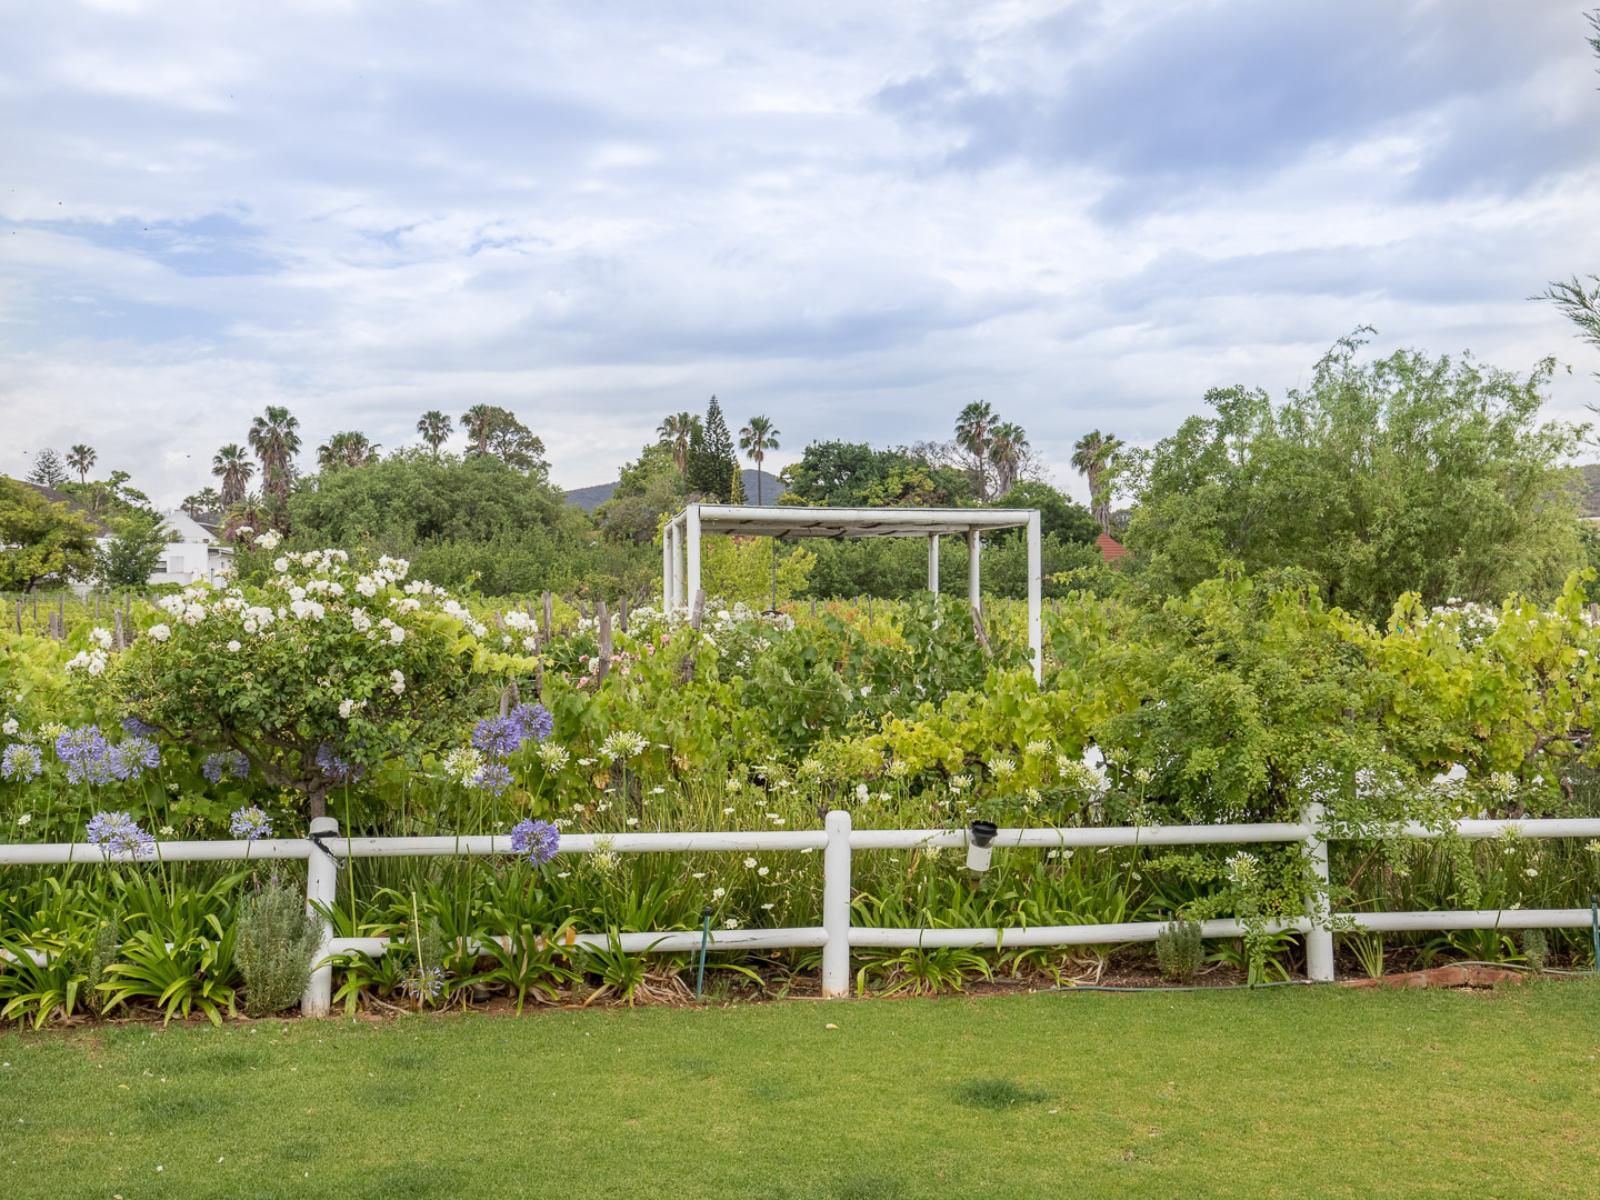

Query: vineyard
(4, 539), (1600, 1024)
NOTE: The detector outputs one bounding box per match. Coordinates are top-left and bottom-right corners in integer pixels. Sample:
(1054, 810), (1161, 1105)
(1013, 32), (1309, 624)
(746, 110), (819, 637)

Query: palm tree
(417, 410), (452, 457)
(212, 444), (256, 506)
(248, 406), (302, 504)
(316, 431), (381, 471)
(737, 416), (781, 504)
(463, 404), (497, 455)
(65, 444), (97, 484)
(987, 422), (1028, 496)
(182, 486), (222, 519)
(657, 412), (701, 474)
(955, 401), (996, 499)
(1072, 430), (1123, 533)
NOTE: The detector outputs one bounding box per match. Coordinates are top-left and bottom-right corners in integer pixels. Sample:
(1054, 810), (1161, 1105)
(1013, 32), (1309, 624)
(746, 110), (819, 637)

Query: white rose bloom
(148, 623), (171, 643)
(227, 639), (242, 652)
(390, 669), (406, 695)
(350, 609), (372, 632)
(273, 556), (289, 573)
(256, 530), (281, 550)
(339, 699), (357, 719)
(389, 625), (405, 644)
(90, 626), (112, 649)
(1, 718), (17, 736)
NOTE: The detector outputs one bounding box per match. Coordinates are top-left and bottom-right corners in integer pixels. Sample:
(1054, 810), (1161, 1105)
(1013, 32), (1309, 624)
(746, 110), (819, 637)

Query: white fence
(5, 808), (1600, 1016)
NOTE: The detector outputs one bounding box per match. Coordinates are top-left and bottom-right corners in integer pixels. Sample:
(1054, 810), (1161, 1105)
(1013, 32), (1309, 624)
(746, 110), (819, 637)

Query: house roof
(1096, 531), (1130, 563)
(7, 478), (113, 534)
(670, 503), (1038, 539)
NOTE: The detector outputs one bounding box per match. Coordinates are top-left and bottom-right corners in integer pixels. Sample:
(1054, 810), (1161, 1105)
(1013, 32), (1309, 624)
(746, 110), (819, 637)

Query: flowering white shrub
(111, 551), (508, 817)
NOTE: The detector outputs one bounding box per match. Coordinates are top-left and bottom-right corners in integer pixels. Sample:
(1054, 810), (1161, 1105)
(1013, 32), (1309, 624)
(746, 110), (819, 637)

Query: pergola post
(661, 520), (674, 611)
(685, 504), (702, 610)
(1026, 509), (1042, 684)
(927, 534), (939, 594)
(966, 529), (981, 613)
(672, 520), (686, 611)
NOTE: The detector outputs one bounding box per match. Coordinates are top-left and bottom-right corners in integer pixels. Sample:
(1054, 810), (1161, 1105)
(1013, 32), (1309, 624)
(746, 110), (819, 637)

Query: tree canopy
(1124, 335), (1587, 616)
(0, 479), (100, 591)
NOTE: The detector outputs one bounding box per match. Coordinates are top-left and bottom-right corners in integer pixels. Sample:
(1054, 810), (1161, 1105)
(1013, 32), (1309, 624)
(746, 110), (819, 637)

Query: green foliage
(596, 442), (685, 544)
(994, 480), (1098, 544)
(236, 875), (323, 1016)
(95, 509), (171, 587)
(686, 396), (738, 500)
(1155, 920), (1204, 982)
(1126, 334), (1587, 616)
(111, 549), (492, 816)
(0, 478), (100, 591)
(779, 440), (971, 507)
(285, 451), (587, 593)
(463, 405), (548, 476)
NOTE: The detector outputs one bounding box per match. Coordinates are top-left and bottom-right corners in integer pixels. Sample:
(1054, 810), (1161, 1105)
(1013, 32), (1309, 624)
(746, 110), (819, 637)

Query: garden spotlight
(966, 820), (998, 873)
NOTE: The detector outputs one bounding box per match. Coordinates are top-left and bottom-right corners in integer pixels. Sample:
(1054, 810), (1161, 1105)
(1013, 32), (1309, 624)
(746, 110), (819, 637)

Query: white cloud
(1, 0), (1597, 509)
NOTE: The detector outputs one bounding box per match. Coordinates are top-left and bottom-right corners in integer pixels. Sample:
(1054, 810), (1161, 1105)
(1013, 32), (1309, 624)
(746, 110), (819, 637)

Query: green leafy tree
(728, 462), (747, 504)
(416, 410), (453, 457)
(1125, 334), (1587, 616)
(66, 444), (97, 485)
(597, 443), (687, 544)
(462, 405), (547, 476)
(0, 478), (98, 590)
(738, 416), (781, 504)
(779, 442), (971, 508)
(95, 510), (172, 587)
(212, 444), (256, 506)
(316, 431), (382, 471)
(248, 406), (302, 506)
(995, 480), (1099, 544)
(25, 449), (69, 488)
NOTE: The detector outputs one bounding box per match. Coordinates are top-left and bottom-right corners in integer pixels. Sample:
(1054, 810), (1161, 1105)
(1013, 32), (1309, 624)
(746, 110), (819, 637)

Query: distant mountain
(564, 469), (787, 513)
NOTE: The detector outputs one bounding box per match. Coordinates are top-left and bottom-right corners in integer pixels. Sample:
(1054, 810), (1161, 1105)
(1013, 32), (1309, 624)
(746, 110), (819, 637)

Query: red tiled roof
(1096, 532), (1129, 563)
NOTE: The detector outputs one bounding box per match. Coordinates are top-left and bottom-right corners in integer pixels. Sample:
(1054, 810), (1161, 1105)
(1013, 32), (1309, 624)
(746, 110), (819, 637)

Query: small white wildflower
(743, 856), (757, 869)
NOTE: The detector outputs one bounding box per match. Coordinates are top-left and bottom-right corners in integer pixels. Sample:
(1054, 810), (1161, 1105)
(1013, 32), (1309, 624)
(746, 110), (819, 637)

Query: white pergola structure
(662, 504), (1043, 683)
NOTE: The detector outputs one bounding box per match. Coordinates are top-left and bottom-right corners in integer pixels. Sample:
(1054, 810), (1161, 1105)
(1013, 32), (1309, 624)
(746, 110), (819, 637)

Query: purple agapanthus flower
(108, 737), (160, 782)
(508, 818), (559, 866)
(508, 702), (554, 744)
(202, 750), (251, 785)
(229, 805), (273, 840)
(1, 743), (43, 783)
(120, 716), (159, 737)
(55, 726), (114, 785)
(315, 742), (364, 784)
(472, 762), (513, 796)
(471, 715), (522, 760)
(85, 810), (156, 858)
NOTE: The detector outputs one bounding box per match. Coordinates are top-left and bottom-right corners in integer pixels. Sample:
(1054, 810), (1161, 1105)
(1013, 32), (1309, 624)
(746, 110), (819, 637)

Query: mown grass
(2, 982), (1598, 1198)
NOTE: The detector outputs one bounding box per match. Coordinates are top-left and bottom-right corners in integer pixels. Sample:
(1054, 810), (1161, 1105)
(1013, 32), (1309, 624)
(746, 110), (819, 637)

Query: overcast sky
(3, 0), (1599, 507)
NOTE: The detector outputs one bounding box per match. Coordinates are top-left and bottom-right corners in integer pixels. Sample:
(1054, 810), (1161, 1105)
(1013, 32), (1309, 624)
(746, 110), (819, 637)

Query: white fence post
(822, 809), (852, 997)
(301, 816), (339, 1017)
(1304, 801), (1335, 983)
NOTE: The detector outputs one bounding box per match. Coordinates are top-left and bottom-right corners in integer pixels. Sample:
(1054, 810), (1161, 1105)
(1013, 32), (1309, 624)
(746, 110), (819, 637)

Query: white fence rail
(5, 809), (1600, 1016)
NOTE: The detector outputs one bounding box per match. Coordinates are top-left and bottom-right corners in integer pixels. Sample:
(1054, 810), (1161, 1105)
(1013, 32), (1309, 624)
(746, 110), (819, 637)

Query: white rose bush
(112, 551), (503, 818)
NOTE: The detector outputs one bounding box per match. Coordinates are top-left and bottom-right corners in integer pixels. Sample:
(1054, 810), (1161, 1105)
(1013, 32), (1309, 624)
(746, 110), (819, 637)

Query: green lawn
(3, 983), (1597, 1199)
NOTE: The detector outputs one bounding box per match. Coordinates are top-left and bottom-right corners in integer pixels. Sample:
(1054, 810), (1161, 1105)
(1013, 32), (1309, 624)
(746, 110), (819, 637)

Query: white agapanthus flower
(537, 743), (570, 771)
